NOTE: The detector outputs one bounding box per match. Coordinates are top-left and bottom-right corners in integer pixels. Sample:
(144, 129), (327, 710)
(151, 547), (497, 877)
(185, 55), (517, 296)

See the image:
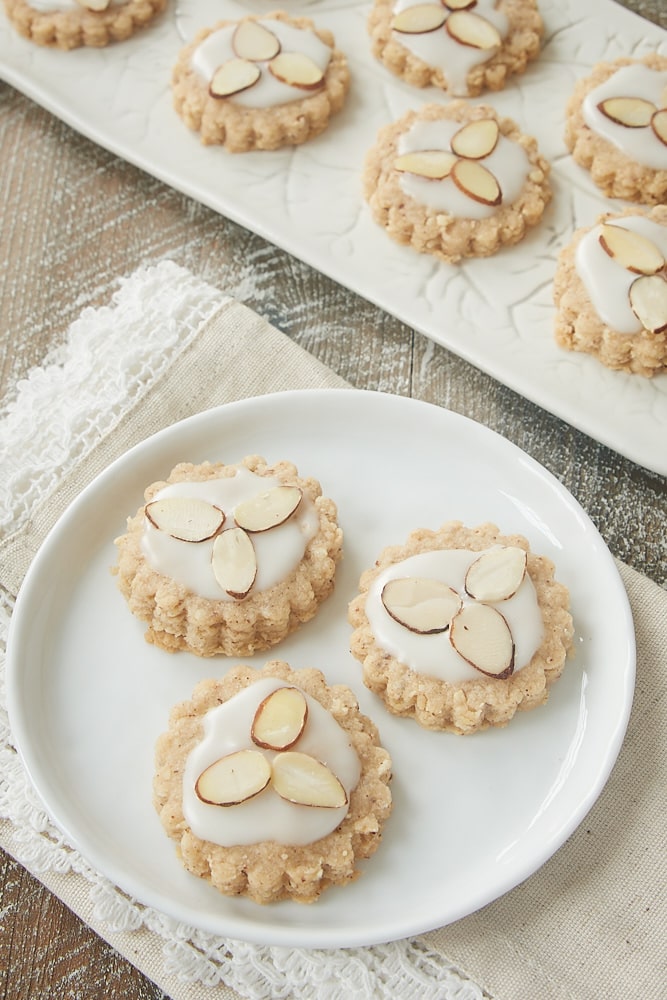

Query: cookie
(553, 205), (667, 377)
(564, 54), (667, 205)
(113, 455), (343, 657)
(348, 521), (573, 735)
(367, 0), (543, 97)
(362, 101), (551, 263)
(153, 661), (393, 904)
(2, 0), (165, 48)
(171, 11), (350, 151)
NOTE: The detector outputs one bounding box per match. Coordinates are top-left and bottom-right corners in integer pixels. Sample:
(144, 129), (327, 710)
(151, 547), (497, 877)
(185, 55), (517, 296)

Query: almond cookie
(348, 521), (573, 735)
(367, 0), (543, 97)
(113, 455), (343, 657)
(564, 54), (667, 205)
(171, 11), (350, 152)
(363, 101), (551, 263)
(2, 0), (165, 48)
(153, 661), (393, 904)
(553, 205), (667, 377)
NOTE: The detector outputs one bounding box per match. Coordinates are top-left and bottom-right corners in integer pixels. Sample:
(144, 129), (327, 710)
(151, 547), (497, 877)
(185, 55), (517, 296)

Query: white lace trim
(0, 262), (486, 1000)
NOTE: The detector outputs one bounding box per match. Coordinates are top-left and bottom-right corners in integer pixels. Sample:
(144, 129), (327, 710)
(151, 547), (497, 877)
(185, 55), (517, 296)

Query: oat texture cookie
(153, 661), (393, 904)
(553, 205), (667, 376)
(349, 521), (573, 735)
(3, 0), (165, 48)
(171, 11), (350, 151)
(367, 0), (543, 97)
(564, 54), (667, 205)
(363, 101), (551, 263)
(113, 455), (343, 657)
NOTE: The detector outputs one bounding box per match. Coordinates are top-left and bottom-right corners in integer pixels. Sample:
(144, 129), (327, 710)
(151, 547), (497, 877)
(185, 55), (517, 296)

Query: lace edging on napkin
(0, 261), (486, 1000)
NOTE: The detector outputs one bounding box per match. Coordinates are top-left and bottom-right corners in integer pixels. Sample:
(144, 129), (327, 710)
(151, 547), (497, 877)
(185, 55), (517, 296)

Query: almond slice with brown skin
(597, 96), (656, 128)
(599, 223), (665, 275)
(450, 118), (500, 160)
(629, 274), (667, 334)
(394, 149), (458, 180)
(271, 752), (348, 808)
(651, 108), (667, 147)
(450, 603), (515, 678)
(451, 158), (501, 206)
(391, 3), (447, 34)
(268, 52), (324, 90)
(232, 20), (281, 61)
(381, 577), (461, 633)
(251, 687), (308, 750)
(211, 527), (257, 598)
(446, 10), (502, 49)
(464, 546), (527, 602)
(195, 749), (271, 806)
(145, 497), (225, 542)
(234, 486), (302, 532)
(210, 58), (261, 99)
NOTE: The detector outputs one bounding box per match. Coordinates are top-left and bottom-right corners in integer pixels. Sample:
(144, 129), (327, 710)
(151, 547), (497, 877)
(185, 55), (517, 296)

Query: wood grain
(1, 1), (665, 997)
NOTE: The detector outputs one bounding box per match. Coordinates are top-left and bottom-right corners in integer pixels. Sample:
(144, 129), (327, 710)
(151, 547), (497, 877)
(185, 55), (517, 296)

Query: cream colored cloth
(1, 263), (665, 1000)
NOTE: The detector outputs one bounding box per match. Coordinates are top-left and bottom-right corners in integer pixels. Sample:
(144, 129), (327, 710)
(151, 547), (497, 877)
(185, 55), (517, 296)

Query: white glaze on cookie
(576, 215), (667, 335)
(583, 63), (667, 170)
(192, 20), (332, 108)
(142, 468), (320, 600)
(365, 548), (543, 683)
(391, 0), (508, 96)
(25, 0), (127, 9)
(397, 118), (530, 219)
(183, 679), (361, 846)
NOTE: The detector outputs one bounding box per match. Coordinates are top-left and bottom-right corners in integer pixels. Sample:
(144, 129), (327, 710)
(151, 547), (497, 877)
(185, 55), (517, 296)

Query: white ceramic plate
(1, 1), (666, 474)
(6, 390), (635, 948)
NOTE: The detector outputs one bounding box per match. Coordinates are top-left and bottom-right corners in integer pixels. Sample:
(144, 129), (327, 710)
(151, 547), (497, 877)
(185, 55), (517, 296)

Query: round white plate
(6, 390), (635, 949)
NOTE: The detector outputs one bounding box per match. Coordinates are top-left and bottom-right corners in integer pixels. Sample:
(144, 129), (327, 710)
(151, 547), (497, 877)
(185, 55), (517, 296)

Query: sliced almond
(464, 546), (527, 602)
(628, 274), (667, 334)
(451, 158), (501, 206)
(268, 52), (324, 90)
(232, 20), (281, 62)
(271, 752), (347, 809)
(446, 10), (502, 49)
(450, 118), (499, 160)
(450, 603), (514, 678)
(597, 96), (656, 128)
(444, 0), (477, 9)
(145, 497), (225, 542)
(195, 749), (271, 806)
(234, 485), (302, 532)
(209, 58), (261, 99)
(211, 527), (257, 598)
(391, 3), (447, 34)
(381, 577), (461, 634)
(599, 223), (665, 275)
(651, 107), (667, 147)
(251, 687), (308, 751)
(394, 149), (457, 180)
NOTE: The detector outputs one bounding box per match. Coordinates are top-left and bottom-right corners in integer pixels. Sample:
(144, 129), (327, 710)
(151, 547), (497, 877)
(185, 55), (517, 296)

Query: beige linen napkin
(1, 264), (665, 1000)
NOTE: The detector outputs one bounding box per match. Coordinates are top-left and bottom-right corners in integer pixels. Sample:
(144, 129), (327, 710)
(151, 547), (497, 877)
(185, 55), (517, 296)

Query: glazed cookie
(172, 11), (350, 151)
(553, 205), (667, 377)
(113, 455), (343, 657)
(349, 521), (573, 735)
(153, 661), (393, 904)
(367, 0), (543, 97)
(362, 101), (551, 263)
(564, 54), (667, 205)
(3, 0), (165, 48)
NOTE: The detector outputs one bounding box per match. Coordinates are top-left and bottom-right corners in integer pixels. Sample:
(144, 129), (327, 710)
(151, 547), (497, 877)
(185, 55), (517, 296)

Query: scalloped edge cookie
(153, 660), (393, 904)
(3, 0), (165, 49)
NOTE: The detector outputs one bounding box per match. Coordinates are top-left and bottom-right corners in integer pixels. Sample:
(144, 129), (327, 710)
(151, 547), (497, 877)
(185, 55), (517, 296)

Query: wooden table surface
(1, 1), (666, 996)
